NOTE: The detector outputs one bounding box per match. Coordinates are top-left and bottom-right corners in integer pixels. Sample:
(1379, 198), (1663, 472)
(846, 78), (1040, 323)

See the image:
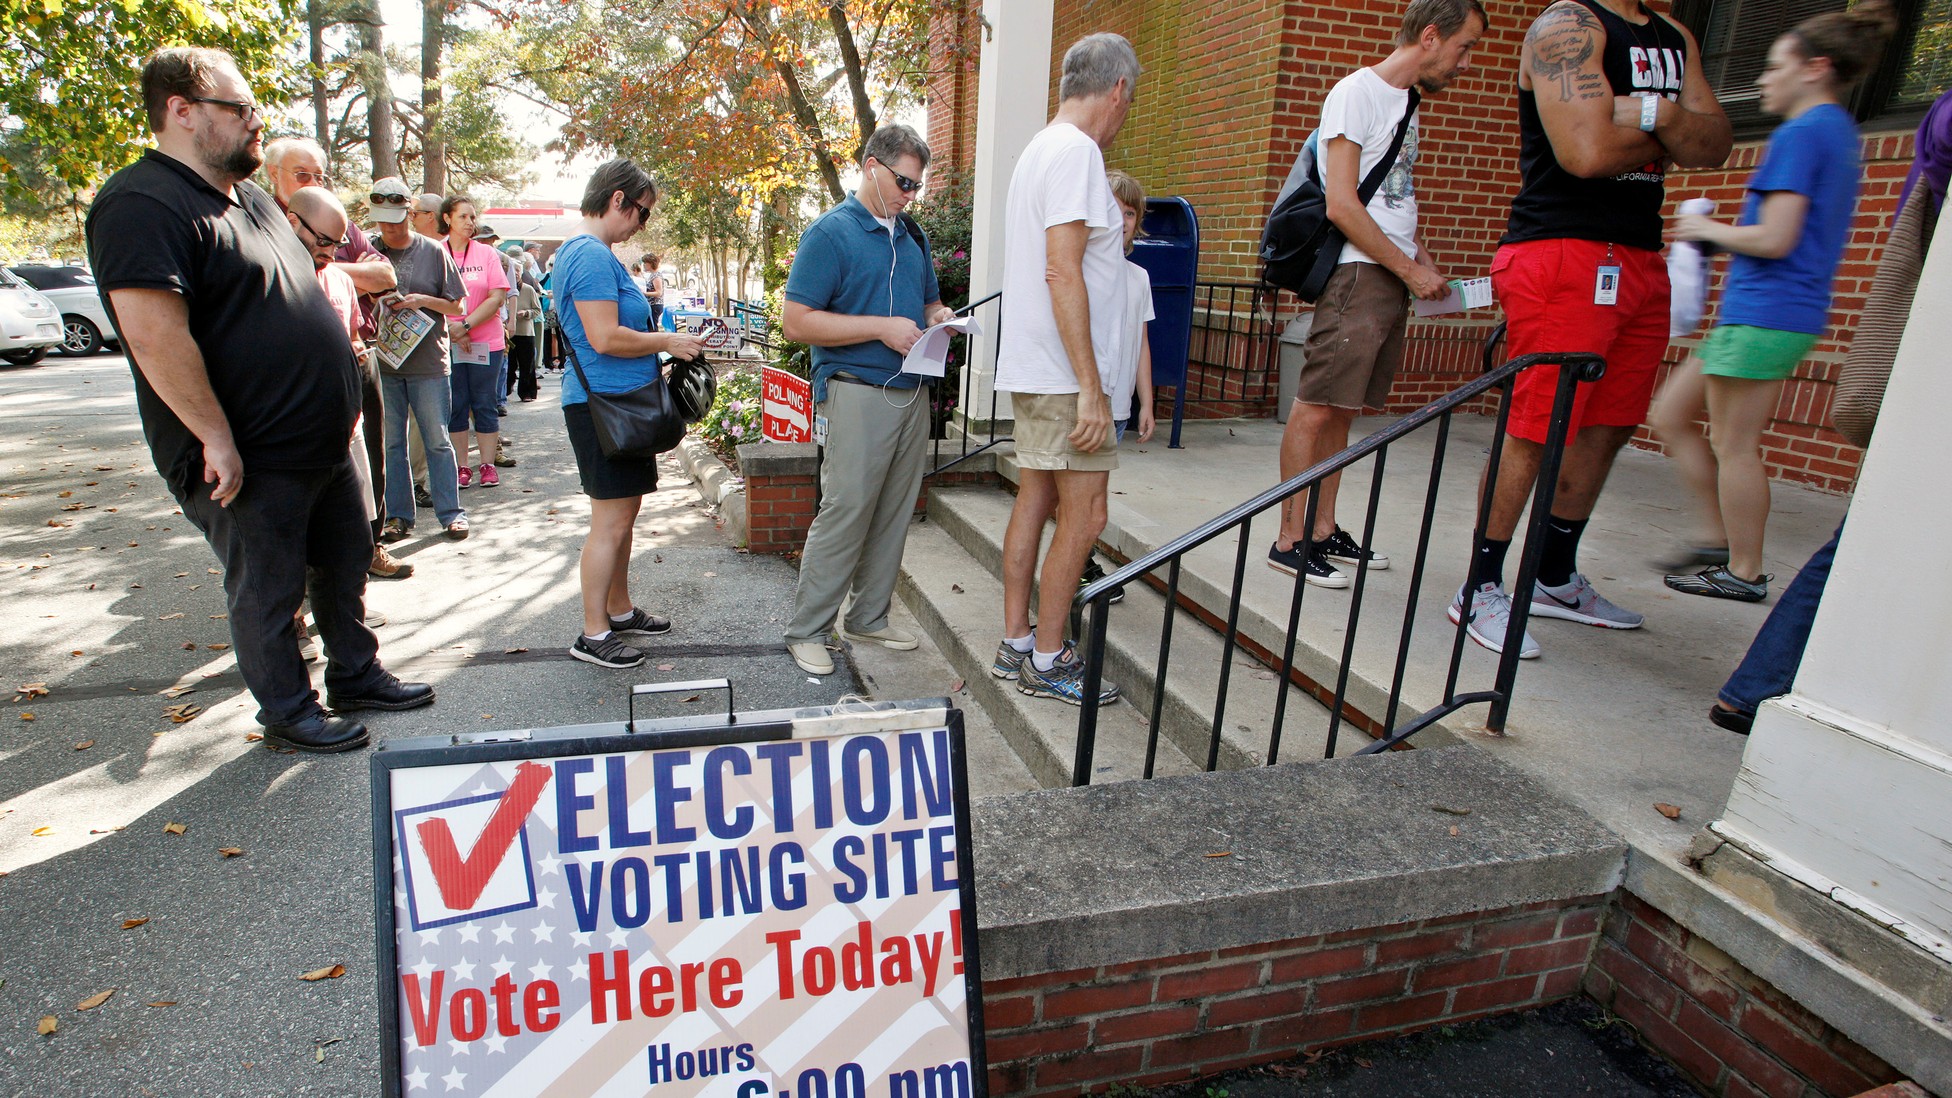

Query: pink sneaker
(479, 463), (499, 487)
(457, 464), (472, 489)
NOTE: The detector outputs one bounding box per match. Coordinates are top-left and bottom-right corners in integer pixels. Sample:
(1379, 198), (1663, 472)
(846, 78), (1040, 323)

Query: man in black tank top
(1448, 0), (1731, 660)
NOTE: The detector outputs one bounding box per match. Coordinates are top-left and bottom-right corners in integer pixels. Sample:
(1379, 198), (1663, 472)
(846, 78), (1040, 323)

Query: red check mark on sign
(415, 761), (553, 911)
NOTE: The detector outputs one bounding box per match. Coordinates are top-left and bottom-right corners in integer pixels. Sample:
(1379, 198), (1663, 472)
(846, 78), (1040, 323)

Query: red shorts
(1491, 238), (1669, 444)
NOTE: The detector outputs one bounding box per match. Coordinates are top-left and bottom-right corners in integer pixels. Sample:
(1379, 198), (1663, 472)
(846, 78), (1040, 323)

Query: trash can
(1129, 197), (1199, 447)
(1276, 314), (1314, 423)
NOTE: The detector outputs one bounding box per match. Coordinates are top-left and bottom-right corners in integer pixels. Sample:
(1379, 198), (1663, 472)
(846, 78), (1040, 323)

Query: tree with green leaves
(0, 0), (298, 204)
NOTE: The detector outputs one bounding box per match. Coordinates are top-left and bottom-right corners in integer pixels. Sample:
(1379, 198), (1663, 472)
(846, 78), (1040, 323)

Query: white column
(1714, 227), (1952, 959)
(962, 0), (1054, 429)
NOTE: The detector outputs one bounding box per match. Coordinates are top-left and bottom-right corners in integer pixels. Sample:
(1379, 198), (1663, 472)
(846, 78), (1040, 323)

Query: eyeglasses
(370, 193), (410, 206)
(287, 168), (329, 186)
(187, 95), (261, 123)
(292, 211), (341, 250)
(630, 197), (654, 222)
(871, 159), (925, 193)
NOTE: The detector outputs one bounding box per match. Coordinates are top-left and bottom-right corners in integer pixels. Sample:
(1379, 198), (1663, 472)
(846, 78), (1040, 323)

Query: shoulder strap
(548, 310), (597, 395)
(1355, 88), (1420, 206)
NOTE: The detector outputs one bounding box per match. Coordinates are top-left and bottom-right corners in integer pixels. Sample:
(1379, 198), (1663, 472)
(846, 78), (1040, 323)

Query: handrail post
(1488, 351), (1606, 731)
(1072, 595), (1111, 786)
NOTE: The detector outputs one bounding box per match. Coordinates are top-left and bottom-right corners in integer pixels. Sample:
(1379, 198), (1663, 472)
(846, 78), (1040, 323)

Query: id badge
(1594, 265), (1621, 306)
(813, 413), (828, 447)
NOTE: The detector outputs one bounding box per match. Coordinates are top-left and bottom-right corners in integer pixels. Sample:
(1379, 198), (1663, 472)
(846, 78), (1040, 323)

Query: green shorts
(1698, 324), (1819, 381)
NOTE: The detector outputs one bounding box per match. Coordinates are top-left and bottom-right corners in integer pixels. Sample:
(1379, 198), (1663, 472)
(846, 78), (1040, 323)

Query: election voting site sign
(762, 367), (813, 443)
(372, 697), (984, 1098)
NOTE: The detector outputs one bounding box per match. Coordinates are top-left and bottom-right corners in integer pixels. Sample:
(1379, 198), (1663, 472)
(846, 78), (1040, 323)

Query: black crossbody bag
(1260, 88), (1420, 302)
(550, 311), (685, 460)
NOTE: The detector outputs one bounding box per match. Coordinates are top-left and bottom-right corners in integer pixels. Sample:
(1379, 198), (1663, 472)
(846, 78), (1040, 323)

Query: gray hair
(264, 136), (327, 170)
(861, 123), (931, 170)
(1398, 0), (1487, 45)
(1058, 33), (1141, 102)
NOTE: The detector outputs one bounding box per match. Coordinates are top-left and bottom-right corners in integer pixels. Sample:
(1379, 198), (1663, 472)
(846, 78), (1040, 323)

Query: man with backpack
(1268, 0), (1485, 588)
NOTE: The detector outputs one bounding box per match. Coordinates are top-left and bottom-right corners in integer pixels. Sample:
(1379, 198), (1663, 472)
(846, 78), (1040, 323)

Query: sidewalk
(1072, 413), (1848, 863)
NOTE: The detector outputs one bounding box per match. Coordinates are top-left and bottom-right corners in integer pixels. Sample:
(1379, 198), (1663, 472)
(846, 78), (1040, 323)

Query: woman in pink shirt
(439, 196), (511, 489)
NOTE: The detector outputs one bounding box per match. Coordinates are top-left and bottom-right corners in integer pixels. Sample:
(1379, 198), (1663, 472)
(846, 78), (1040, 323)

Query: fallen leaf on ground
(159, 613), (184, 620)
(657, 663), (675, 671)
(206, 568), (220, 575)
(243, 733), (262, 742)
(121, 918), (148, 930)
(31, 826), (52, 836)
(76, 990), (113, 1011)
(1654, 802), (1683, 820)
(74, 740), (93, 751)
(162, 822), (187, 835)
(57, 490), (71, 498)
(950, 678), (966, 692)
(683, 695), (700, 703)
(503, 647), (528, 654)
(1430, 804), (1472, 817)
(45, 519), (68, 527)
(160, 685), (195, 698)
(950, 583), (963, 593)
(37, 1016), (55, 1036)
(146, 1001), (176, 1008)
(18, 682), (52, 699)
(1449, 825), (1460, 836)
(1205, 851), (1231, 858)
(163, 703), (202, 723)
(298, 965), (346, 982)
(208, 614), (226, 620)
(173, 572), (187, 578)
(702, 571), (717, 578)
(217, 847), (243, 858)
(19, 713), (34, 722)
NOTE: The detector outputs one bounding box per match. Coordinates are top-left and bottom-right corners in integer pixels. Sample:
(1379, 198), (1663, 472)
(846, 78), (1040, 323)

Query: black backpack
(1259, 89), (1419, 302)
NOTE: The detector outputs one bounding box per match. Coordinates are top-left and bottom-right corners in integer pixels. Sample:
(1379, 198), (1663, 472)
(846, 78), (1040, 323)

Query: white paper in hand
(901, 316), (981, 378)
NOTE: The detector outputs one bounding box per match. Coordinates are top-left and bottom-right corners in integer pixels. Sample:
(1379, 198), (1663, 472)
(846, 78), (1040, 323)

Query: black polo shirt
(86, 149), (359, 492)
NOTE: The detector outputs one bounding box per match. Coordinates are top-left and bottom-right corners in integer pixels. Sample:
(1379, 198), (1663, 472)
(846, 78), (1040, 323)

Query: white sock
(1030, 648), (1061, 673)
(585, 630), (612, 642)
(609, 610), (635, 624)
(1006, 633), (1035, 654)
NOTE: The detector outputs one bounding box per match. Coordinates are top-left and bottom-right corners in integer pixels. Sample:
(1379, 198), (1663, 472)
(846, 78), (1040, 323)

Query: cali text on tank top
(1502, 0), (1689, 252)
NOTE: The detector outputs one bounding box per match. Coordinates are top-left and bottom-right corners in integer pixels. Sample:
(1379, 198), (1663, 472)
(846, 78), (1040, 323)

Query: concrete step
(919, 486), (1374, 780)
(897, 517), (1204, 787)
(981, 446), (1476, 755)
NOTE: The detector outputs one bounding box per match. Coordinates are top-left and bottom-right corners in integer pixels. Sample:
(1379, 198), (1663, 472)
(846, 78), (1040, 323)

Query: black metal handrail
(1068, 329), (1604, 785)
(926, 290), (1006, 477)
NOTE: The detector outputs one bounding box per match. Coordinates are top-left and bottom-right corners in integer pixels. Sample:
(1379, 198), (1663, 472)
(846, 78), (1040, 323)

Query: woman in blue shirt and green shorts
(1650, 0), (1895, 601)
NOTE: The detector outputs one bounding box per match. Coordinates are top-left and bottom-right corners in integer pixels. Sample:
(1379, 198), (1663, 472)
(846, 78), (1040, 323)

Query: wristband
(1639, 95), (1659, 133)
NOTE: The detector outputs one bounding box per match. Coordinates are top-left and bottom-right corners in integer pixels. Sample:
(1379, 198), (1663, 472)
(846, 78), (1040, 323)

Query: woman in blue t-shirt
(554, 160), (705, 669)
(1651, 0), (1896, 603)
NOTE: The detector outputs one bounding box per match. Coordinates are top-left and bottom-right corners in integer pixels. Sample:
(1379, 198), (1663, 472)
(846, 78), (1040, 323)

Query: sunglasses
(872, 159), (925, 193)
(188, 95), (261, 123)
(293, 211), (341, 250)
(370, 192), (410, 206)
(630, 197), (653, 222)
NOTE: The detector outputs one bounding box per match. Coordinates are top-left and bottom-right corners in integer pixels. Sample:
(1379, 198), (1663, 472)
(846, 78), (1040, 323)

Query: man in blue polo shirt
(781, 124), (955, 676)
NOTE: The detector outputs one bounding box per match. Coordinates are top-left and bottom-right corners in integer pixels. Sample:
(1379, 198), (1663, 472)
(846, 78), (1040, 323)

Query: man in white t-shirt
(991, 32), (1141, 708)
(1269, 0), (1486, 589)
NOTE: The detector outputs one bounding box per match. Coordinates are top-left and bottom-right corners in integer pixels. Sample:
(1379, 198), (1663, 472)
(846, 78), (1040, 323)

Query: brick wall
(1587, 893), (1906, 1098)
(926, 0), (982, 177)
(742, 464), (1001, 556)
(926, 0), (1908, 491)
(982, 896), (1605, 1095)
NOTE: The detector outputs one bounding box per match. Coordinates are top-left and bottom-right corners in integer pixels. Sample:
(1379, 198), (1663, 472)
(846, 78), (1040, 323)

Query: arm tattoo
(1526, 3), (1603, 102)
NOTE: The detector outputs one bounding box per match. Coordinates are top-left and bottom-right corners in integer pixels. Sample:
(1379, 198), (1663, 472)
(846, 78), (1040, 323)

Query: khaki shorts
(1296, 262), (1410, 410)
(1009, 391), (1120, 472)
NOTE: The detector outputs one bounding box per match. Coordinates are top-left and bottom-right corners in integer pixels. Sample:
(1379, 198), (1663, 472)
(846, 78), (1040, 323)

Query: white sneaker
(838, 623), (919, 651)
(1531, 572), (1644, 629)
(788, 640), (835, 675)
(1448, 582), (1541, 660)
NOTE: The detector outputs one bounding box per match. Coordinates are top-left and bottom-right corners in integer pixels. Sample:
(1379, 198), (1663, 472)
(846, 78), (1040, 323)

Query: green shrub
(695, 367), (764, 453)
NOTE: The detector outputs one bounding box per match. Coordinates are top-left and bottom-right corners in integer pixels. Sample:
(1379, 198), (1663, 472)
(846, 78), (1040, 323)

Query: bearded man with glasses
(86, 47), (434, 755)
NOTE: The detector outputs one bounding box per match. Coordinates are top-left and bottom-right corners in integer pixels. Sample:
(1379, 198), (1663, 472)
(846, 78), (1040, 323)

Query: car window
(0, 268), (23, 289)
(10, 266), (90, 290)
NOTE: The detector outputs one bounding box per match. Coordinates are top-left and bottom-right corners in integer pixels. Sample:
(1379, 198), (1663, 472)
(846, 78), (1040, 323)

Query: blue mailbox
(1128, 197), (1199, 448)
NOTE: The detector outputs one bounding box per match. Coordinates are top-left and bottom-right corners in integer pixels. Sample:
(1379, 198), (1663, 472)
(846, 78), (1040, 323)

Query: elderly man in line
(991, 33), (1141, 707)
(87, 47), (433, 754)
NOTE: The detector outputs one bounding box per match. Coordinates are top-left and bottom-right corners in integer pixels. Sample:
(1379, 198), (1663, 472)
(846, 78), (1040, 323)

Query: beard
(194, 126), (262, 183)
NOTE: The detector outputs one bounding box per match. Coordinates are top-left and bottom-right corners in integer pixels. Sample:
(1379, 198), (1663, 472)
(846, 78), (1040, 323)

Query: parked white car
(9, 265), (118, 357)
(0, 266), (62, 366)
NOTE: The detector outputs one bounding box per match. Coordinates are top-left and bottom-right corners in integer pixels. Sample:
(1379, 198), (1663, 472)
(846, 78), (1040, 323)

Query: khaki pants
(784, 380), (931, 644)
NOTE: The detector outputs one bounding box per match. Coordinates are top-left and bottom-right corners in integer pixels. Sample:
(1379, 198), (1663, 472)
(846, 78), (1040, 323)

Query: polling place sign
(371, 699), (983, 1097)
(761, 366), (813, 443)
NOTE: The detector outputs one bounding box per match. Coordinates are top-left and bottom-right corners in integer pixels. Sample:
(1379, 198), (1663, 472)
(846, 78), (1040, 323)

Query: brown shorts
(1009, 391), (1120, 472)
(1296, 262), (1410, 410)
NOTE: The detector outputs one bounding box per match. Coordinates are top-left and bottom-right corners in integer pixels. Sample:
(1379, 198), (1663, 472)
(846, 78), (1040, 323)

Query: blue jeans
(1719, 519), (1843, 714)
(382, 373), (464, 526)
(449, 350), (505, 433)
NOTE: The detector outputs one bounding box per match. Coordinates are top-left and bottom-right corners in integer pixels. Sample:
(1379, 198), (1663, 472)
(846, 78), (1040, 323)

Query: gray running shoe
(1531, 572), (1644, 629)
(1017, 644), (1121, 706)
(1448, 582), (1541, 660)
(570, 633), (646, 669)
(990, 640), (1029, 681)
(1665, 565), (1770, 603)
